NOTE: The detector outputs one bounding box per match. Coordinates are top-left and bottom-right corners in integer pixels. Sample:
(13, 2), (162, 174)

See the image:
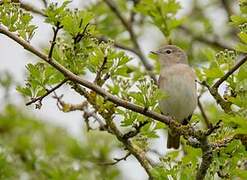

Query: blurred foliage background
(0, 74), (120, 180)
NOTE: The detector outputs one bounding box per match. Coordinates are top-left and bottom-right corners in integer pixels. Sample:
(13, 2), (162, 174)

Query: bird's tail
(167, 132), (180, 149)
(166, 116), (191, 149)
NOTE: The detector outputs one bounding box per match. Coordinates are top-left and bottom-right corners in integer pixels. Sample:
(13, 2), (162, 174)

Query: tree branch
(94, 56), (109, 86)
(0, 25), (177, 129)
(198, 98), (212, 129)
(25, 79), (68, 106)
(199, 55), (247, 114)
(200, 81), (232, 113)
(196, 136), (213, 180)
(204, 120), (222, 136)
(48, 23), (62, 60)
(100, 152), (131, 165)
(53, 93), (87, 112)
(4, 24), (237, 179)
(71, 83), (154, 178)
(213, 55), (247, 89)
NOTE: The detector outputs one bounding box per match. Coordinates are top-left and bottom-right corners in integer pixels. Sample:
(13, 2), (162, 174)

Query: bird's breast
(158, 64), (197, 121)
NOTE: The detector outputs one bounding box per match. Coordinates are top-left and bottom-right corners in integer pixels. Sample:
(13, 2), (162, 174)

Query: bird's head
(151, 45), (188, 67)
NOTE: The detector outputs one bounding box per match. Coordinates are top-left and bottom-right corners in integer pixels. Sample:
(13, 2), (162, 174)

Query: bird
(151, 45), (197, 149)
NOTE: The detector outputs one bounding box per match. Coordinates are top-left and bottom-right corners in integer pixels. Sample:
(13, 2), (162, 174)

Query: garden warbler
(152, 45), (197, 149)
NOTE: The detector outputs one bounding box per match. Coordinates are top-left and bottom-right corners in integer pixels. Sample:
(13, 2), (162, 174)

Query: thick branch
(196, 136), (213, 180)
(213, 55), (247, 89)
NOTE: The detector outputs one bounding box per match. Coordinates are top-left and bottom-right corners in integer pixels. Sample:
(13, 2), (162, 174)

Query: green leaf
(44, 1), (71, 25)
(239, 0), (247, 14)
(16, 86), (32, 97)
(236, 43), (247, 53)
(135, 0), (182, 37)
(230, 15), (247, 26)
(239, 32), (247, 44)
(61, 11), (94, 37)
(0, 3), (36, 41)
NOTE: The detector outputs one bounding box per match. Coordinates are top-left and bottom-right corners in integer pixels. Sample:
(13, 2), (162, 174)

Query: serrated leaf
(16, 86), (32, 97)
(238, 32), (247, 44)
(230, 15), (247, 26)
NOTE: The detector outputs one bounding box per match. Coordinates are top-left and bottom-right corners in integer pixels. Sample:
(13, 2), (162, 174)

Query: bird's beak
(150, 50), (158, 55)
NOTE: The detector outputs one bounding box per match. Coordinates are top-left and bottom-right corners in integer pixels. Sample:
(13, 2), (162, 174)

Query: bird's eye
(165, 49), (172, 54)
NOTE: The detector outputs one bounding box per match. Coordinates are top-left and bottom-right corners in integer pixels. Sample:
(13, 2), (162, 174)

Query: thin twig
(213, 55), (247, 89)
(53, 93), (88, 112)
(94, 56), (108, 86)
(198, 98), (212, 129)
(204, 120), (222, 136)
(74, 23), (90, 44)
(100, 152), (131, 165)
(83, 110), (108, 131)
(88, 111), (107, 131)
(48, 23), (62, 60)
(25, 79), (68, 106)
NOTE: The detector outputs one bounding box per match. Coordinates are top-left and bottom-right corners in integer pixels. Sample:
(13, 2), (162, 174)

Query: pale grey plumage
(154, 45), (197, 149)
